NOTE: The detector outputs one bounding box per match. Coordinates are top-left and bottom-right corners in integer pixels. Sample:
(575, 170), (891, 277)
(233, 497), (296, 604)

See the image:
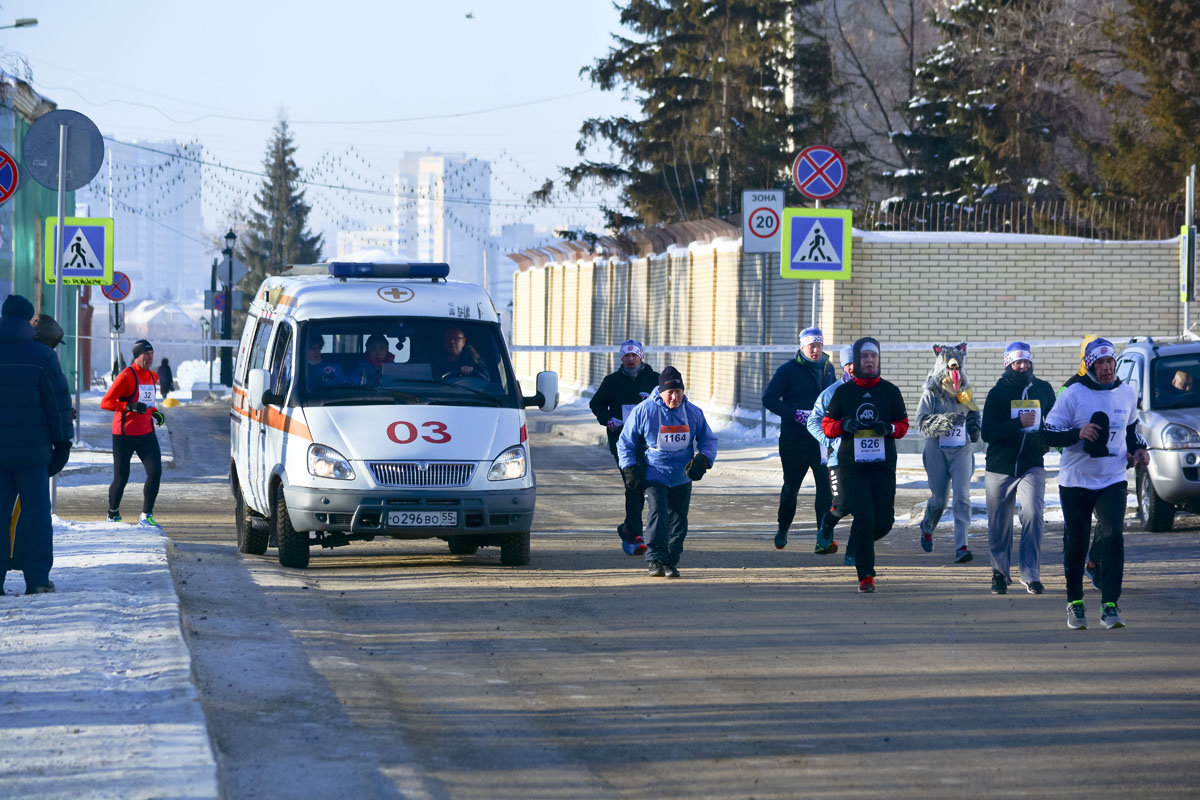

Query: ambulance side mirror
(247, 368), (270, 412)
(523, 370), (558, 411)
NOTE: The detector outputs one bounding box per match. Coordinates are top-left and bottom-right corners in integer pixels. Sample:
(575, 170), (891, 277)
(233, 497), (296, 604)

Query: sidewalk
(0, 393), (218, 799)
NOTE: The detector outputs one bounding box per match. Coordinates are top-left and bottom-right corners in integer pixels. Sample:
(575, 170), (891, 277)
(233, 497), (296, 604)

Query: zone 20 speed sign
(741, 190), (784, 254)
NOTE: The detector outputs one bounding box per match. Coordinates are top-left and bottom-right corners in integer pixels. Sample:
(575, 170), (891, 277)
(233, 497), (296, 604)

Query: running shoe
(632, 535), (647, 555)
(1100, 602), (1125, 629)
(664, 564), (680, 579)
(921, 532), (933, 552)
(955, 547), (973, 563)
(858, 576), (875, 593)
(138, 513), (162, 529)
(26, 581), (56, 594)
(1020, 579), (1045, 595)
(843, 553), (855, 567)
(107, 510), (122, 523)
(814, 541), (839, 555)
(774, 529), (788, 550)
(1067, 600), (1087, 630)
(991, 571), (1007, 595)
(647, 561), (666, 578)
(1087, 560), (1100, 590)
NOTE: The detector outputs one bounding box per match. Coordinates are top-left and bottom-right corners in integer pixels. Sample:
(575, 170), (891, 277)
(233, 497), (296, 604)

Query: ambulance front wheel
(499, 531), (530, 566)
(274, 484), (310, 569)
(235, 481), (268, 556)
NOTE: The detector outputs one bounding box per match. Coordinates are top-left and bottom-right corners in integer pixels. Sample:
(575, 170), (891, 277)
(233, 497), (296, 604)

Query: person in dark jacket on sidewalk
(0, 294), (73, 595)
(981, 342), (1057, 596)
(763, 327), (836, 550)
(590, 340), (660, 554)
(158, 357), (174, 400)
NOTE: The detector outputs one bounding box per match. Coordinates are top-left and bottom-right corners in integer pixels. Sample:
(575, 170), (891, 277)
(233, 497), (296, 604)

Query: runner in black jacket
(589, 340), (660, 554)
(822, 337), (909, 593)
(980, 342), (1057, 596)
(763, 327), (836, 550)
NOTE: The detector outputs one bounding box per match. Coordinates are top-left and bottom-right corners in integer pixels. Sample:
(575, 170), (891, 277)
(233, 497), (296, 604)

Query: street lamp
(0, 18), (36, 29)
(218, 229), (237, 387)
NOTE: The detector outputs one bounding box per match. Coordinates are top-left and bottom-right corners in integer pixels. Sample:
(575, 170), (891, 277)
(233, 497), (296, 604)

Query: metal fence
(860, 199), (1188, 240)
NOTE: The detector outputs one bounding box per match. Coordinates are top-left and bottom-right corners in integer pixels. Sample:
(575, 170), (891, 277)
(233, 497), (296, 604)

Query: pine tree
(240, 118), (322, 287)
(536, 0), (843, 230)
(1069, 0), (1200, 202)
(890, 0), (1084, 204)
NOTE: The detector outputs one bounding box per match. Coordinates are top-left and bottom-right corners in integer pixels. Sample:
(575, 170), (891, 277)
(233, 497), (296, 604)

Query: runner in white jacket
(1043, 338), (1149, 630)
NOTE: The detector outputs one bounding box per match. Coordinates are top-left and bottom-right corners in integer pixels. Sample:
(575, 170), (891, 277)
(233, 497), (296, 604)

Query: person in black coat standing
(0, 295), (73, 595)
(763, 327), (837, 551)
(590, 340), (660, 554)
(158, 357), (174, 399)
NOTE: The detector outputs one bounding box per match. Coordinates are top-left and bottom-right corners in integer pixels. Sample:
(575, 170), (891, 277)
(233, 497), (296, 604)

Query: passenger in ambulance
(349, 333), (394, 387)
(433, 325), (490, 381)
(304, 334), (347, 388)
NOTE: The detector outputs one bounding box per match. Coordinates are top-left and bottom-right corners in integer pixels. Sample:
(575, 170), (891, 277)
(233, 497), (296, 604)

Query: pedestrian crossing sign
(780, 208), (853, 280)
(43, 217), (115, 285)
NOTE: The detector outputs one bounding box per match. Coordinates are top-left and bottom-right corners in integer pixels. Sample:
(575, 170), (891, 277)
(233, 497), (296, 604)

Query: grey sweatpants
(920, 441), (975, 549)
(985, 468), (1046, 584)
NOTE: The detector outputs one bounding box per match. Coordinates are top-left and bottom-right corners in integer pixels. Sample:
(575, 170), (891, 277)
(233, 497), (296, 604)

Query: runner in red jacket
(100, 339), (165, 527)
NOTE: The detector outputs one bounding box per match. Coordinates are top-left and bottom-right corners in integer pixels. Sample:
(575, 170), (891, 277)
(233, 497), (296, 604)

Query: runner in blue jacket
(806, 345), (855, 556)
(617, 367), (718, 578)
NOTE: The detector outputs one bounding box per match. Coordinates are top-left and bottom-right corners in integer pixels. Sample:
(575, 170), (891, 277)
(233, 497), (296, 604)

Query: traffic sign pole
(51, 124), (65, 514)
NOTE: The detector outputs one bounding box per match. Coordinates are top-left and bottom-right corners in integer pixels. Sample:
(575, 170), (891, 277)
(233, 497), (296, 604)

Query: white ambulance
(229, 261), (558, 568)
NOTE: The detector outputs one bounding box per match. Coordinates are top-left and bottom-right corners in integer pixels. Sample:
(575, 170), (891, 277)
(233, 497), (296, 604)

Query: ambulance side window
(269, 325), (294, 400)
(246, 318), (274, 378)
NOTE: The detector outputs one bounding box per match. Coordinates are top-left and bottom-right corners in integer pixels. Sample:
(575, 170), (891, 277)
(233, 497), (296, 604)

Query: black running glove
(1083, 411), (1110, 458)
(685, 454), (711, 481)
(842, 418), (862, 434)
(48, 441), (71, 477)
(126, 401), (148, 415)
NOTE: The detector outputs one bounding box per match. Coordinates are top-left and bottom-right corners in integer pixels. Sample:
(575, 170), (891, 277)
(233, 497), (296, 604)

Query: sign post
(790, 145), (848, 327)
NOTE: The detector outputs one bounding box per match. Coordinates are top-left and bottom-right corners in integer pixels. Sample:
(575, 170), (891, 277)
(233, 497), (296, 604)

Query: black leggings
(1060, 482), (1126, 604)
(109, 433), (162, 515)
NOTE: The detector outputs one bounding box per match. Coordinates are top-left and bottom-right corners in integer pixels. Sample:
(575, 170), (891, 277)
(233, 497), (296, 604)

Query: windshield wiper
(391, 378), (508, 405)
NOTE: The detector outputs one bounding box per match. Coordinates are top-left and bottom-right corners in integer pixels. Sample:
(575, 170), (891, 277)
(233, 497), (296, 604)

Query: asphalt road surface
(56, 403), (1200, 799)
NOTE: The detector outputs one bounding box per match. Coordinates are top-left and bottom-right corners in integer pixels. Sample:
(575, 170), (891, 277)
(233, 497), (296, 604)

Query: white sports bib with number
(939, 424), (967, 448)
(1011, 399), (1041, 432)
(657, 424), (691, 452)
(853, 431), (885, 463)
(621, 404), (637, 424)
(138, 383), (155, 406)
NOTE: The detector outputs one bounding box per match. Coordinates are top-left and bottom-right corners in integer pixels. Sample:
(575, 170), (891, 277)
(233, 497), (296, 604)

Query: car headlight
(1160, 423), (1200, 450)
(488, 445), (527, 481)
(307, 443), (355, 479)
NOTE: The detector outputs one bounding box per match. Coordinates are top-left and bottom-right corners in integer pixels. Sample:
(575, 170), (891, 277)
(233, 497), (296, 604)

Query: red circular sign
(0, 148), (18, 205)
(792, 145), (847, 201)
(102, 271), (131, 301)
(747, 206), (780, 239)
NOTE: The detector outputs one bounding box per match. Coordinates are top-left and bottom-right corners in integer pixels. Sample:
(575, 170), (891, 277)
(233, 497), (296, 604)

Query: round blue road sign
(0, 147), (18, 205)
(792, 145), (847, 201)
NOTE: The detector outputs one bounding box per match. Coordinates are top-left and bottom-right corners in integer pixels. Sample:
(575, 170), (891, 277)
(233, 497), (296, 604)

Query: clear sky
(6, 0), (638, 249)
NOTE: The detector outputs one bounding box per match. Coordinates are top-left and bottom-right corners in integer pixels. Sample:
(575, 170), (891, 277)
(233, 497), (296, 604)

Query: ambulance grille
(368, 461), (475, 488)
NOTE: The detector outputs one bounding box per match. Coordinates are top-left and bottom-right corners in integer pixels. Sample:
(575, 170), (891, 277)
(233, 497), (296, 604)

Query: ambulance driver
(617, 367), (718, 579)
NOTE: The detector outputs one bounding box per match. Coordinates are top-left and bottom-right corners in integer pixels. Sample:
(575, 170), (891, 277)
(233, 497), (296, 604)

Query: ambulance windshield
(299, 317), (520, 408)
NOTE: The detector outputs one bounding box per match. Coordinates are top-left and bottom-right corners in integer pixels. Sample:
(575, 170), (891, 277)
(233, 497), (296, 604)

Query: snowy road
(38, 401), (1200, 798)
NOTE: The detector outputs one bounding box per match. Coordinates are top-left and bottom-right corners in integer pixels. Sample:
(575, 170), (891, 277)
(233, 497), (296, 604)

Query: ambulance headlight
(488, 445), (527, 481)
(308, 444), (355, 480)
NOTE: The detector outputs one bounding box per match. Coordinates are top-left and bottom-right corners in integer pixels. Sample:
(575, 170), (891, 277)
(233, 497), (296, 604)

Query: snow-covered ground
(0, 395), (218, 799)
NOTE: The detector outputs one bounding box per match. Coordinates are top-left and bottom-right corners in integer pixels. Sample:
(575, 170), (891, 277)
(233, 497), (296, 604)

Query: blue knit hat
(1084, 338), (1116, 369)
(838, 345), (854, 367)
(1, 293), (34, 321)
(800, 327), (823, 346)
(1004, 341), (1032, 366)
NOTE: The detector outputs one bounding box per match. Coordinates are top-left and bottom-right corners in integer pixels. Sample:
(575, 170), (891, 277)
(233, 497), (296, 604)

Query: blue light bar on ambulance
(327, 262), (450, 279)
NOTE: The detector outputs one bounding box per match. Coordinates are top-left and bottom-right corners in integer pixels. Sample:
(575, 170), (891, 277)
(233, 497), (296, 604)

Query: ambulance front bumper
(283, 484), (536, 538)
